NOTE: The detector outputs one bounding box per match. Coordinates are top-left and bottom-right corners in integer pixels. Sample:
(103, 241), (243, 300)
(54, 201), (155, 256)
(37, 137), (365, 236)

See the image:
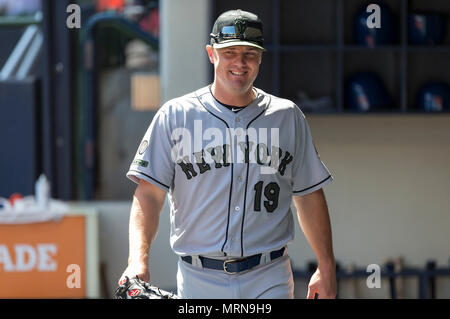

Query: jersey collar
(195, 85), (270, 126)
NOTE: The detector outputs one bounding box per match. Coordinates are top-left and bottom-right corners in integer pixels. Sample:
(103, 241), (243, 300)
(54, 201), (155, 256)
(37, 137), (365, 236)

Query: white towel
(0, 196), (68, 224)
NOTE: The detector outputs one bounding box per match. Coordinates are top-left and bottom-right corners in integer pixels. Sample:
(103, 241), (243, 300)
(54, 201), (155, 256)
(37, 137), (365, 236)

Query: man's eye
(245, 52), (258, 58)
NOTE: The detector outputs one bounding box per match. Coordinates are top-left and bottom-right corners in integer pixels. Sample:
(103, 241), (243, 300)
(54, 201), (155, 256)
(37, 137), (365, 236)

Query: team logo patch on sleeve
(132, 159), (149, 167)
(138, 140), (149, 154)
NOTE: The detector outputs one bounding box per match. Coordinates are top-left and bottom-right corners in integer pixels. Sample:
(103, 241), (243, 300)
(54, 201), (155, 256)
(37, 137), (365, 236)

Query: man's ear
(206, 45), (214, 64)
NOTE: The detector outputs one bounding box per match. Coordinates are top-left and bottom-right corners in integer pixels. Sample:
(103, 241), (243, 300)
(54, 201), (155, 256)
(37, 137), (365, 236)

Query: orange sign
(0, 216), (86, 298)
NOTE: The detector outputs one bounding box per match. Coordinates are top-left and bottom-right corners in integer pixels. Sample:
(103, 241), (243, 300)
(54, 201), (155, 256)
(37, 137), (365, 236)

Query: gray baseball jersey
(127, 85), (333, 258)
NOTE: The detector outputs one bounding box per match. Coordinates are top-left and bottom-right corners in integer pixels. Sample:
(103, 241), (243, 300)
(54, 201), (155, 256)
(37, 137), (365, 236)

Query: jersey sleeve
(291, 109), (333, 196)
(126, 108), (175, 192)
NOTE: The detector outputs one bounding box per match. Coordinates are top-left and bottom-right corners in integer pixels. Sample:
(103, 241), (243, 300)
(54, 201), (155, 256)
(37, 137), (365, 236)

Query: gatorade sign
(0, 216), (86, 298)
(0, 243), (57, 271)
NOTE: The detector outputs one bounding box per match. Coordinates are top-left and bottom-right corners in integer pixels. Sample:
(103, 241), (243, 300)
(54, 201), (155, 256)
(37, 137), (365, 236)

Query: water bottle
(35, 174), (50, 209)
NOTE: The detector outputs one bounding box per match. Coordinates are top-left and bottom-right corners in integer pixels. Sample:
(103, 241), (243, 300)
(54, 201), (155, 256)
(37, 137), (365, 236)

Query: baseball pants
(176, 252), (294, 299)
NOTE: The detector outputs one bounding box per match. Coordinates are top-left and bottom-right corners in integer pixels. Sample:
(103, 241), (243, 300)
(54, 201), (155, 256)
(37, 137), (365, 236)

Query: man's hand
(118, 262), (150, 285)
(307, 264), (337, 299)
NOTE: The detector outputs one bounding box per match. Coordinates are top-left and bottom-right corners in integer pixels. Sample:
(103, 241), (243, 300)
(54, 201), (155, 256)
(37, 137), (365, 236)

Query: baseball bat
(394, 257), (404, 299)
(385, 260), (396, 299)
(426, 260), (437, 299)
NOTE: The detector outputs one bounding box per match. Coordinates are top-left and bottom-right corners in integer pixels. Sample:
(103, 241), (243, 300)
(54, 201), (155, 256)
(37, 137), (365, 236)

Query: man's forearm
(294, 189), (335, 269)
(128, 188), (165, 265)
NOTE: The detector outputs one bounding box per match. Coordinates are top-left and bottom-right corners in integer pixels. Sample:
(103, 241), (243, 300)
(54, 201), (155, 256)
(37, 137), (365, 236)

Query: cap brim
(212, 40), (265, 51)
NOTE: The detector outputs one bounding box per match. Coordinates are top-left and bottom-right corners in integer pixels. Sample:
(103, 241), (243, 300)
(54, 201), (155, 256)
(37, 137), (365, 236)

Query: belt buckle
(223, 258), (241, 274)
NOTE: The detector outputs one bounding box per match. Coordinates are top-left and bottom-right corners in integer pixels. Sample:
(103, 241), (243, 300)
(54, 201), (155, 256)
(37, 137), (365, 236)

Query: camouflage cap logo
(234, 17), (246, 38)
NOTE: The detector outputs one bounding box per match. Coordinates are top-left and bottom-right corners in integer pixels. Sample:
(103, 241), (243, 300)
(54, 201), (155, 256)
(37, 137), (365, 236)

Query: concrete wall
(293, 114), (450, 298)
(306, 114), (450, 268)
(160, 0), (211, 102)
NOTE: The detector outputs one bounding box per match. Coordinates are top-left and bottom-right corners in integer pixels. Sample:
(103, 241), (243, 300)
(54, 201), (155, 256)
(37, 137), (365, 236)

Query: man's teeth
(231, 71), (245, 75)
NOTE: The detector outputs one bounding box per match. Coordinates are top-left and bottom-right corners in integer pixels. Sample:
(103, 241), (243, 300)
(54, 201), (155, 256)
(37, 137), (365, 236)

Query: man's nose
(233, 53), (247, 66)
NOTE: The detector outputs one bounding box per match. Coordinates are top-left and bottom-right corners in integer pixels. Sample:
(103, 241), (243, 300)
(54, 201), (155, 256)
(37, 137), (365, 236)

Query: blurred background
(0, 0), (450, 299)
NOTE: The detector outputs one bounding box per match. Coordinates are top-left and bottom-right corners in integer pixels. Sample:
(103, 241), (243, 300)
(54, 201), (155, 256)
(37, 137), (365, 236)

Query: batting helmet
(353, 2), (397, 47)
(408, 13), (445, 45)
(416, 82), (450, 112)
(345, 72), (393, 112)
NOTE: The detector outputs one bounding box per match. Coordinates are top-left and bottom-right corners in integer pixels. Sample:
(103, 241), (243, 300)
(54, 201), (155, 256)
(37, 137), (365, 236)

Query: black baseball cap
(210, 9), (265, 51)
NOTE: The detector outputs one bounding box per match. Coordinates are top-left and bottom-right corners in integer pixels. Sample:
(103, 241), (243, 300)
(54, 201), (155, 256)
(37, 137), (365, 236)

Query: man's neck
(210, 83), (256, 107)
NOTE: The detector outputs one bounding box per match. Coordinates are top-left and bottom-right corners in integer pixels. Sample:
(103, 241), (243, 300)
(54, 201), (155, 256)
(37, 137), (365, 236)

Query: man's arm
(293, 188), (337, 299)
(118, 179), (167, 285)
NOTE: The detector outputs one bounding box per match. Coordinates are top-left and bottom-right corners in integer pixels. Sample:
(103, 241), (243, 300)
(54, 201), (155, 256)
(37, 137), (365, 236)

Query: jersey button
(236, 117), (241, 122)
(234, 206), (240, 212)
(237, 176), (243, 182)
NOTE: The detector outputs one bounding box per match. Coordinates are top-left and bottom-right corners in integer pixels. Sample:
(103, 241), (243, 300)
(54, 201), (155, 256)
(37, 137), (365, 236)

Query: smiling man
(208, 45), (261, 104)
(119, 9), (337, 299)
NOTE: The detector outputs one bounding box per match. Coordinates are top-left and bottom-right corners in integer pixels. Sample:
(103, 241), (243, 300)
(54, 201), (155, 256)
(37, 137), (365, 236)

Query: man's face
(207, 45), (263, 95)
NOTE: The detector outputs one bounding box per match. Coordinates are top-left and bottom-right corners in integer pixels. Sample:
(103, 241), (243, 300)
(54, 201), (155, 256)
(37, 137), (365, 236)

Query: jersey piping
(240, 104), (270, 257)
(293, 174), (332, 194)
(129, 169), (171, 190)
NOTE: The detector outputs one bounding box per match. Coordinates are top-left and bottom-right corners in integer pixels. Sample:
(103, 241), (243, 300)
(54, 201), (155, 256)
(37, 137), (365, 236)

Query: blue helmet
(408, 13), (445, 45)
(416, 82), (450, 112)
(345, 72), (393, 112)
(353, 2), (397, 47)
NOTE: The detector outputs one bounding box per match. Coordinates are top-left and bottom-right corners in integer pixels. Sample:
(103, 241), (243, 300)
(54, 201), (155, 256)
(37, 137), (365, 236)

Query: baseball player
(118, 9), (336, 299)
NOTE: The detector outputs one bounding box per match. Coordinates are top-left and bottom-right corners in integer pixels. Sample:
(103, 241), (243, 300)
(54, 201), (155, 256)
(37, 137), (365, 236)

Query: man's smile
(230, 70), (247, 76)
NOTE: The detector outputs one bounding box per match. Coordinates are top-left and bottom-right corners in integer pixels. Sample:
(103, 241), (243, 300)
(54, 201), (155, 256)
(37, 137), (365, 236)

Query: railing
(293, 260), (450, 299)
(0, 12), (43, 80)
(0, 12), (42, 27)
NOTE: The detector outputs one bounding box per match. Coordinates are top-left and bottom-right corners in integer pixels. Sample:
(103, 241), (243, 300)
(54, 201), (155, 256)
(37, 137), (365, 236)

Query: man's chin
(227, 82), (254, 94)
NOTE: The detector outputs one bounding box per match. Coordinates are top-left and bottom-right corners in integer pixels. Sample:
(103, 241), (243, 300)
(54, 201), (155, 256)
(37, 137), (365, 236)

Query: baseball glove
(114, 276), (179, 299)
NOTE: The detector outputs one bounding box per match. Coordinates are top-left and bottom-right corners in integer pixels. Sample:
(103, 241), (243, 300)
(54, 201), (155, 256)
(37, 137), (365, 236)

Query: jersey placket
(222, 108), (266, 257)
(223, 115), (247, 257)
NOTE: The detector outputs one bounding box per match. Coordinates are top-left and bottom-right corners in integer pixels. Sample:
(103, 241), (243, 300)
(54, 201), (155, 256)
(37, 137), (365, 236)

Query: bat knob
(426, 260), (436, 270)
(385, 261), (394, 273)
